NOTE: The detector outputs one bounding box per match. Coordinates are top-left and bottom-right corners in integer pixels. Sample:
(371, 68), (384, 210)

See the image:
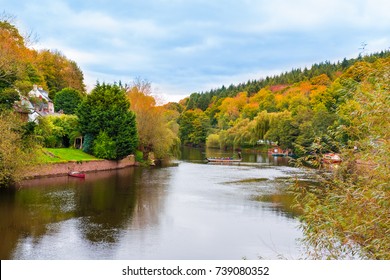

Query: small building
(28, 85), (54, 114)
(13, 85), (60, 123)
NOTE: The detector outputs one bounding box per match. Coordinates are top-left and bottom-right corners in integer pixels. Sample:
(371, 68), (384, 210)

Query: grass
(38, 148), (101, 163)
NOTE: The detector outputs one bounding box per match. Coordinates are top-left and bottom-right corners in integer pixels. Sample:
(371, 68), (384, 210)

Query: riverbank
(24, 155), (136, 179)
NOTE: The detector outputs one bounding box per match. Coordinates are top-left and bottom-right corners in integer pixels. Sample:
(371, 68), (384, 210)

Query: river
(0, 147), (314, 260)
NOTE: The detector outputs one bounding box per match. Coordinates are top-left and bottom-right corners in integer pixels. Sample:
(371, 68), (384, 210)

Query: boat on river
(268, 146), (293, 157)
(207, 151), (242, 163)
(322, 153), (342, 164)
(207, 157), (242, 163)
(68, 171), (86, 178)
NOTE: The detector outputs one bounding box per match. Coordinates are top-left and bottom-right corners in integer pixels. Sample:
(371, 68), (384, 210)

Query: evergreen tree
(53, 87), (84, 114)
(77, 83), (138, 160)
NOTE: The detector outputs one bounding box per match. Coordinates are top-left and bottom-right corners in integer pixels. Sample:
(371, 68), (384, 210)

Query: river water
(0, 148), (313, 260)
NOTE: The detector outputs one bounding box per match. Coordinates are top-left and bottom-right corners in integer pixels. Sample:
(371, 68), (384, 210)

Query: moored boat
(322, 153), (342, 164)
(207, 157), (242, 163)
(268, 146), (292, 157)
(207, 152), (242, 163)
(68, 171), (86, 178)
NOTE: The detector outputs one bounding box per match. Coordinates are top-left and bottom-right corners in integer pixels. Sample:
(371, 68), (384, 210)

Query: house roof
(29, 85), (52, 102)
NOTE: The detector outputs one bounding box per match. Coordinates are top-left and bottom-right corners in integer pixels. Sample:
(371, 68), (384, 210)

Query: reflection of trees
(128, 168), (169, 230)
(255, 193), (302, 219)
(0, 167), (170, 258)
(74, 167), (169, 244)
(0, 178), (79, 259)
(181, 146), (204, 161)
(253, 179), (317, 219)
(0, 188), (27, 259)
(74, 168), (139, 243)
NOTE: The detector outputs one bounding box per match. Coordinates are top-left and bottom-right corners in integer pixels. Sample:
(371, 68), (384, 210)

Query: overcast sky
(2, 0), (390, 101)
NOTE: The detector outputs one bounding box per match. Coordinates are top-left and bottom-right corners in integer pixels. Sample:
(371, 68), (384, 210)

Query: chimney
(33, 85), (38, 91)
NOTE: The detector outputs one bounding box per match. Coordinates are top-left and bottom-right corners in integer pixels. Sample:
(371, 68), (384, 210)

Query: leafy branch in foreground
(0, 112), (39, 187)
(290, 60), (390, 259)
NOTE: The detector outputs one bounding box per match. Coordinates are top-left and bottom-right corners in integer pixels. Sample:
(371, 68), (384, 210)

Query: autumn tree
(36, 50), (85, 99)
(0, 16), (84, 98)
(292, 56), (390, 259)
(0, 19), (28, 90)
(215, 92), (247, 129)
(127, 80), (180, 160)
(0, 111), (38, 187)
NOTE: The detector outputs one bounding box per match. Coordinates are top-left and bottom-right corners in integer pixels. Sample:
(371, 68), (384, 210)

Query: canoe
(68, 171), (86, 178)
(207, 158), (242, 163)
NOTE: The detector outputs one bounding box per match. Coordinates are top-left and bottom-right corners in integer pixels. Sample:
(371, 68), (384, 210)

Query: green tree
(0, 88), (19, 111)
(206, 134), (220, 148)
(265, 111), (298, 149)
(179, 109), (210, 146)
(54, 87), (84, 114)
(34, 115), (80, 148)
(77, 83), (138, 160)
(92, 131), (117, 159)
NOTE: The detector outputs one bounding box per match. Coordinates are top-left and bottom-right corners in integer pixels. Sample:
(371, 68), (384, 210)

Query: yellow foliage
(126, 85), (179, 159)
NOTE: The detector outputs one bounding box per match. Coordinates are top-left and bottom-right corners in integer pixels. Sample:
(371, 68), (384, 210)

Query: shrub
(92, 131), (117, 160)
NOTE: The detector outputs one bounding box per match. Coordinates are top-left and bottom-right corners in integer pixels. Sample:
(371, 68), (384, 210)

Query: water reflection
(0, 167), (170, 259)
(184, 147), (292, 166)
(0, 148), (311, 259)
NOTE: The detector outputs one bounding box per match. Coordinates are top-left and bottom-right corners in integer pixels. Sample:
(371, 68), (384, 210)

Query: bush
(92, 131), (117, 159)
(34, 115), (80, 148)
(134, 150), (144, 162)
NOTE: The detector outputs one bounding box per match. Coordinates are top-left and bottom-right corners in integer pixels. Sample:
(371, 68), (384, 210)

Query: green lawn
(38, 148), (101, 163)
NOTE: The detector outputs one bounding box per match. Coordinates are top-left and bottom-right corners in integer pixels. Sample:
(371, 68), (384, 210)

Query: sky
(2, 0), (390, 102)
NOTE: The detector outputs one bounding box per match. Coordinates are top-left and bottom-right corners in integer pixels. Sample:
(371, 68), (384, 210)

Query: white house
(28, 85), (54, 114)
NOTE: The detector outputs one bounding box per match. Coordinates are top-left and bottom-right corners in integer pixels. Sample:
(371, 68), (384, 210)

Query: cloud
(4, 0), (390, 99)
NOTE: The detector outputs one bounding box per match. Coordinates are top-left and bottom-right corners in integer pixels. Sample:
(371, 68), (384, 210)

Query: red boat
(68, 171), (86, 178)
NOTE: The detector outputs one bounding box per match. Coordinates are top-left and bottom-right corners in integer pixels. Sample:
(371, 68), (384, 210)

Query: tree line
(177, 51), (390, 153)
(0, 14), (85, 103)
(184, 51), (390, 112)
(176, 52), (390, 259)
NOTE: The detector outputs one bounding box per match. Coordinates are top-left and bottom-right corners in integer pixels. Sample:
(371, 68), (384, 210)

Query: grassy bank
(38, 148), (101, 163)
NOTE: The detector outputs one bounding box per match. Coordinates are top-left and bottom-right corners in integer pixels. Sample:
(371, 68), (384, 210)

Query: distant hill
(177, 50), (390, 151)
(183, 50), (390, 112)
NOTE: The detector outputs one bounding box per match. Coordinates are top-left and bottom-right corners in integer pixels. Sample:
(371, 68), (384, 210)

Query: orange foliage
(310, 74), (331, 86)
(218, 92), (247, 118)
(299, 81), (313, 94)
